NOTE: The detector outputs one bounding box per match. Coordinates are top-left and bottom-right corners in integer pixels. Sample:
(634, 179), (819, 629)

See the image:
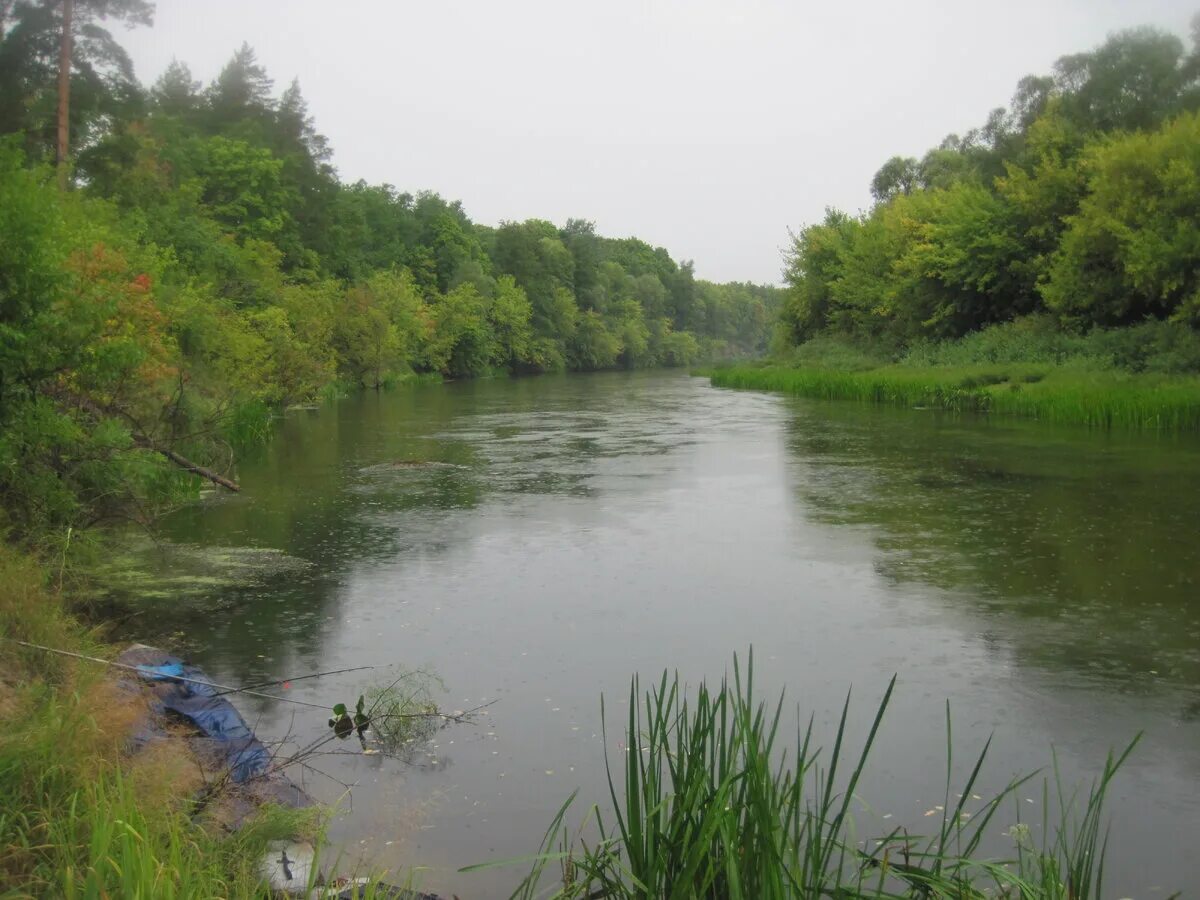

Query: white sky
(122, 0), (1195, 284)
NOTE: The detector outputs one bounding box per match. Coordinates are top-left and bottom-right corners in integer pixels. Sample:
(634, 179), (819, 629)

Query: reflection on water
(126, 371), (1198, 895)
(784, 407), (1200, 704)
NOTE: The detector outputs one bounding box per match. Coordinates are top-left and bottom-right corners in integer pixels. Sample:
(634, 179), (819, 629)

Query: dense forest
(0, 1), (779, 544)
(775, 18), (1200, 369)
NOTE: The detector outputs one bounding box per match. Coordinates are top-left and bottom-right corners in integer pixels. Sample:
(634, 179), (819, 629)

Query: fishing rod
(7, 639), (333, 711)
(213, 665), (375, 697)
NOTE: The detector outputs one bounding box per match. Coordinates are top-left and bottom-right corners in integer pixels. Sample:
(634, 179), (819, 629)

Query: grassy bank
(707, 363), (1200, 430)
(0, 548), (366, 898)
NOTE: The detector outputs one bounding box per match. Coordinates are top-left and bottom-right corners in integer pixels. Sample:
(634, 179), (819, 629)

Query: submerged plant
(363, 669), (446, 751)
(317, 669), (447, 760)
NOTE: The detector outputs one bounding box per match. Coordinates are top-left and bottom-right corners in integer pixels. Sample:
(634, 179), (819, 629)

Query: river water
(140, 370), (1199, 896)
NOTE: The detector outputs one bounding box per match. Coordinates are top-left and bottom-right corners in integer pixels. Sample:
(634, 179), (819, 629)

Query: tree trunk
(56, 0), (73, 190)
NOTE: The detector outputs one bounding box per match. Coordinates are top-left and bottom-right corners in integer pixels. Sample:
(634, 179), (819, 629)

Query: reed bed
(489, 654), (1146, 900)
(708, 364), (1200, 430)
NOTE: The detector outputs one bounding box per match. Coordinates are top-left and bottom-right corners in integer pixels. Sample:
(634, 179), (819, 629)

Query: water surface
(138, 371), (1199, 895)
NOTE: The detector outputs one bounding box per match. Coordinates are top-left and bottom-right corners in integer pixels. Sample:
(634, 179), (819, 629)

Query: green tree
(488, 275), (534, 371)
(871, 155), (918, 202)
(150, 58), (200, 118)
(195, 135), (293, 244)
(0, 0), (153, 173)
(333, 270), (428, 388)
(610, 299), (652, 367)
(570, 309), (620, 370)
(206, 42), (273, 136)
(1054, 26), (1195, 134)
(427, 283), (492, 377)
(491, 219), (576, 335)
(779, 209), (858, 344)
(659, 329), (701, 367)
(562, 218), (602, 310)
(1043, 111), (1200, 325)
(0, 143), (239, 537)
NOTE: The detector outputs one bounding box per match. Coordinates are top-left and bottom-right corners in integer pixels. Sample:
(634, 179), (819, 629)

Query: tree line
(0, 1), (779, 542)
(777, 19), (1200, 355)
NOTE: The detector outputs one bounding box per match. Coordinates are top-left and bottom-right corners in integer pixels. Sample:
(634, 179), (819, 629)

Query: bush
(787, 336), (893, 370)
(901, 317), (1200, 374)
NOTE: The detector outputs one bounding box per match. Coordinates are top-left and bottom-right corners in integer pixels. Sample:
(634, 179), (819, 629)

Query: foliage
(778, 23), (1200, 355)
(362, 671), (445, 752)
(1043, 111), (1200, 326)
(903, 316), (1200, 373)
(0, 0), (154, 164)
(0, 12), (781, 545)
(0, 142), (196, 540)
(489, 275), (536, 370)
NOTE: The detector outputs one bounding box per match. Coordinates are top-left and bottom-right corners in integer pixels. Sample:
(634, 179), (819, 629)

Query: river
(130, 370), (1199, 896)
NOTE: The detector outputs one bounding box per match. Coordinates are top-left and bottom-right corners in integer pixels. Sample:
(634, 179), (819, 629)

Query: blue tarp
(136, 656), (271, 783)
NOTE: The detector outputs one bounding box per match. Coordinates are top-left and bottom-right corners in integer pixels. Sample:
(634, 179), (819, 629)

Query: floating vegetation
(359, 460), (471, 475)
(87, 533), (312, 604)
(278, 669), (469, 775)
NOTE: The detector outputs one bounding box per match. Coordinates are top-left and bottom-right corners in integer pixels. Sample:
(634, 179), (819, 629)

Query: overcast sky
(123, 1), (1195, 284)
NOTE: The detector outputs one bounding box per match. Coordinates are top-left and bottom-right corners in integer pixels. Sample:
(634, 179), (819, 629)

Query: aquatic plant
(483, 653), (1146, 899)
(323, 669), (445, 751)
(363, 670), (446, 752)
(709, 364), (1200, 431)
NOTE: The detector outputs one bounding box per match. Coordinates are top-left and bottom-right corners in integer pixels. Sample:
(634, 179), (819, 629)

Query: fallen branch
(50, 387), (241, 492)
(145, 443), (240, 492)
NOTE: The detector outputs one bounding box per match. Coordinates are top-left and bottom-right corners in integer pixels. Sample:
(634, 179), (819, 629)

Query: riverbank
(0, 547), (429, 898)
(706, 361), (1200, 430)
(0, 548), (315, 896)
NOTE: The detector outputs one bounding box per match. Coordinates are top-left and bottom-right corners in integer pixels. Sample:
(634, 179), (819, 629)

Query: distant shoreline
(705, 362), (1200, 431)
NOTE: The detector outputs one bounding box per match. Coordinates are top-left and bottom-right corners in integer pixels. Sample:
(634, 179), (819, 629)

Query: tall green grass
(0, 547), (401, 899)
(709, 364), (1200, 430)
(489, 654), (1146, 899)
(220, 399), (275, 448)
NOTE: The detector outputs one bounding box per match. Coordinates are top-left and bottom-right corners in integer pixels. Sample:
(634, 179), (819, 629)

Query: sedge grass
(709, 364), (1200, 430)
(482, 652), (1148, 900)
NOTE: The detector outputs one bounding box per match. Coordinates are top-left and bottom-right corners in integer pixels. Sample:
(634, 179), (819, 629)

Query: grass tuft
(491, 653), (1145, 899)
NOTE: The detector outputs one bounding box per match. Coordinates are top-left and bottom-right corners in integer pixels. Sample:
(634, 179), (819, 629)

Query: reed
(708, 364), (1200, 431)
(490, 653), (1145, 899)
